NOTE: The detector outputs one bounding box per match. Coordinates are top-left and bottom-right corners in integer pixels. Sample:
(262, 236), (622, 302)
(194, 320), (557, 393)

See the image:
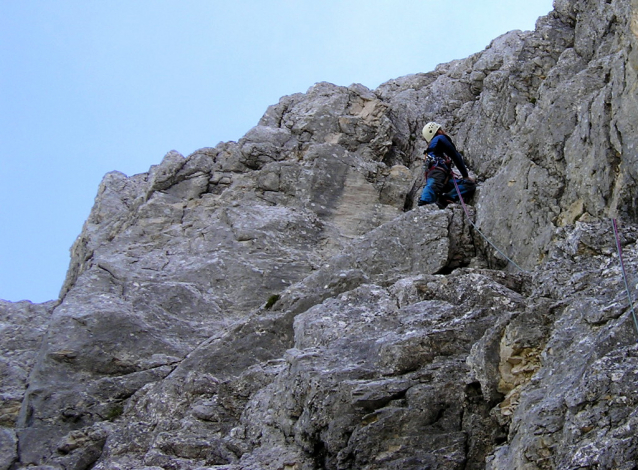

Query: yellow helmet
(422, 122), (442, 144)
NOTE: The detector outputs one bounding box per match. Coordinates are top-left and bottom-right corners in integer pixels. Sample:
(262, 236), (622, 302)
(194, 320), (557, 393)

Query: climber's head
(422, 122), (442, 144)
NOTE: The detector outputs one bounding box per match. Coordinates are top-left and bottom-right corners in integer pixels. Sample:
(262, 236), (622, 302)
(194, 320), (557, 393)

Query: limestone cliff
(1, 0), (638, 468)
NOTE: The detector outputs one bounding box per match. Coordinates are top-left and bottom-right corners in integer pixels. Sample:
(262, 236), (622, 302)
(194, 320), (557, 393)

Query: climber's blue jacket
(425, 134), (469, 179)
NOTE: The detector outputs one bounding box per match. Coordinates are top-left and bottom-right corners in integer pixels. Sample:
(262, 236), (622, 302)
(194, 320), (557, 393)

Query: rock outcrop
(2, 0), (638, 468)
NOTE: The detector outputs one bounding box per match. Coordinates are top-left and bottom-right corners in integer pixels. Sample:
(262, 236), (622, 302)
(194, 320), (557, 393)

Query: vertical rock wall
(2, 0), (638, 468)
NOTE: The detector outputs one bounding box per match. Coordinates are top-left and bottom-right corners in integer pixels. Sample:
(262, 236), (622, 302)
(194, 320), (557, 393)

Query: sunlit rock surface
(3, 0), (638, 468)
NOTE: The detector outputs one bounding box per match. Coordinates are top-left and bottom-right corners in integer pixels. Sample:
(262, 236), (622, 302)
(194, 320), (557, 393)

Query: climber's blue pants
(419, 169), (448, 204)
(419, 170), (475, 205)
(445, 178), (476, 202)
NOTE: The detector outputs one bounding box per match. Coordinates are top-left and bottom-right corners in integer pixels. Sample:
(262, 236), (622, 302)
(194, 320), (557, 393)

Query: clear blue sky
(0, 0), (553, 303)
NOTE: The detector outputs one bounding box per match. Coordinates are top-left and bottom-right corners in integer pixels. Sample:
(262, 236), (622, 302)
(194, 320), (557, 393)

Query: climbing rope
(612, 218), (638, 337)
(452, 177), (528, 273)
(450, 178), (636, 335)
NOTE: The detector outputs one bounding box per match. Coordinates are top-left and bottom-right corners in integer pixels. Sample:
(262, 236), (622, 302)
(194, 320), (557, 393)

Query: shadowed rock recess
(2, 0), (638, 468)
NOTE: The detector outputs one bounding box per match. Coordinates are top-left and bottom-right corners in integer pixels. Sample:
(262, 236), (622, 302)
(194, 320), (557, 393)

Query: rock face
(3, 0), (638, 468)
(0, 300), (56, 470)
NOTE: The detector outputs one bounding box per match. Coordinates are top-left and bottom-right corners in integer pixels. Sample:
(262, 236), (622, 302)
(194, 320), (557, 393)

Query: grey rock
(0, 300), (55, 470)
(0, 300), (55, 427)
(0, 428), (17, 470)
(486, 221), (638, 469)
(3, 0), (638, 468)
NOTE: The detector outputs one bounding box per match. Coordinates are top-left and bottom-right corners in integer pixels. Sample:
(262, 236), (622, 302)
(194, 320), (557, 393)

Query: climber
(417, 122), (476, 209)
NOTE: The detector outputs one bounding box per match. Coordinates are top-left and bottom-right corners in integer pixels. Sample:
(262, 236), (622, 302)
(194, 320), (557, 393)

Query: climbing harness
(612, 219), (638, 337)
(452, 177), (528, 273)
(424, 150), (451, 174)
